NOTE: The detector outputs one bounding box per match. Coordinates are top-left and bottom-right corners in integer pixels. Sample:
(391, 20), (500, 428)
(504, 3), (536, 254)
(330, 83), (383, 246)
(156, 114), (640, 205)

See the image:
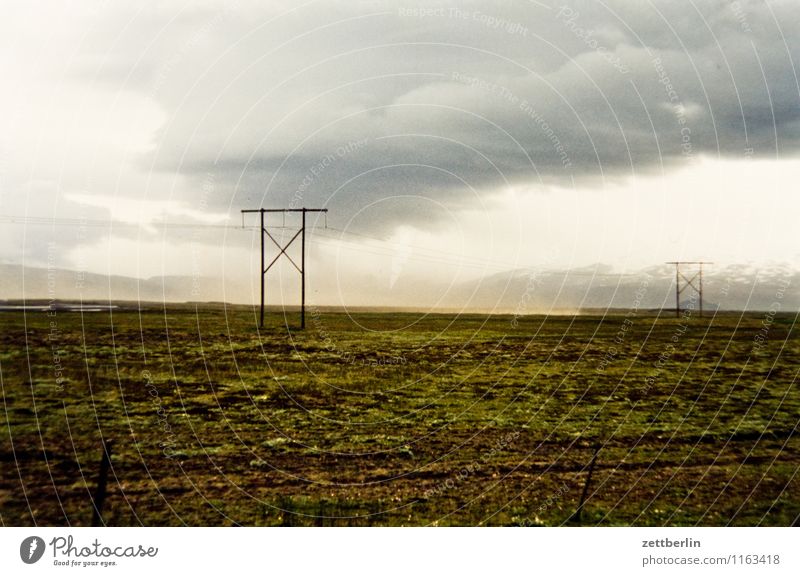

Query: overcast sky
(1, 0), (799, 304)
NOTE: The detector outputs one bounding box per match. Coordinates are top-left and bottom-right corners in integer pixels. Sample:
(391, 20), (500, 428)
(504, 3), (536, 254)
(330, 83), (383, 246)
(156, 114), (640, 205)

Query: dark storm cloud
(73, 0), (800, 231)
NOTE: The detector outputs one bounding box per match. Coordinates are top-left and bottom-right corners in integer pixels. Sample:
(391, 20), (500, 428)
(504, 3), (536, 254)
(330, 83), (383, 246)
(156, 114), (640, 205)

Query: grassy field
(1, 304), (798, 526)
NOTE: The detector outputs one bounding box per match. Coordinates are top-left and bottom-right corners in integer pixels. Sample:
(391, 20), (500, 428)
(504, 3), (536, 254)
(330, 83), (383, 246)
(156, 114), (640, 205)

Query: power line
(311, 228), (516, 272)
(0, 213), (524, 271)
(0, 214), (246, 230)
(1, 213), (649, 279)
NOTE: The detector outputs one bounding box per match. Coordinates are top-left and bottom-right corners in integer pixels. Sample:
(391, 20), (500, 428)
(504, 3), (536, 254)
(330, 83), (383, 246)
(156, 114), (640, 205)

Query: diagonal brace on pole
(264, 227), (303, 273)
(677, 271), (701, 293)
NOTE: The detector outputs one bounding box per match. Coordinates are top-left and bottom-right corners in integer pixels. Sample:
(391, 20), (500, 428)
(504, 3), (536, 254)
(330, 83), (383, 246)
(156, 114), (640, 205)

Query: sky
(1, 0), (799, 306)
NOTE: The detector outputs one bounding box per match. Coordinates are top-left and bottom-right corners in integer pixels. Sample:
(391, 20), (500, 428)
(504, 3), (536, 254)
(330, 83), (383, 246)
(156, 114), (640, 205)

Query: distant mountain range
(0, 264), (251, 305)
(1, 262), (796, 312)
(446, 263), (798, 313)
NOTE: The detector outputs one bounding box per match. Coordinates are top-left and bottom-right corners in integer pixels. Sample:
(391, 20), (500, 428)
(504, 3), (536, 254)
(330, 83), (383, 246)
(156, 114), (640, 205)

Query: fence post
(570, 444), (600, 525)
(90, 439), (113, 526)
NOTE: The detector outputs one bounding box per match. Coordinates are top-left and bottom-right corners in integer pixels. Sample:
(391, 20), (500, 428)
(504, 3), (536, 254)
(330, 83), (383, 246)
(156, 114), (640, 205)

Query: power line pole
(666, 261), (713, 318)
(301, 208), (307, 329)
(260, 209), (265, 328)
(242, 208), (328, 329)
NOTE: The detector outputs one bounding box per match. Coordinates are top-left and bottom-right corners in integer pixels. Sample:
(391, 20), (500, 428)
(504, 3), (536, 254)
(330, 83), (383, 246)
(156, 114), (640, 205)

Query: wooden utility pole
(260, 209), (265, 328)
(90, 440), (113, 526)
(242, 208), (328, 329)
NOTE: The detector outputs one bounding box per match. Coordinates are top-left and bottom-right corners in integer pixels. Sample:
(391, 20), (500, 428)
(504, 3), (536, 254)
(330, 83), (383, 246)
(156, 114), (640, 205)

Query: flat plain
(1, 305), (798, 526)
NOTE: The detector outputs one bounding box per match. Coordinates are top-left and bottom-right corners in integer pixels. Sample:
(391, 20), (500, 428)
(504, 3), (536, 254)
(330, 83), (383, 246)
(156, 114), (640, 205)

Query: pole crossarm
(242, 207), (328, 328)
(242, 209), (328, 213)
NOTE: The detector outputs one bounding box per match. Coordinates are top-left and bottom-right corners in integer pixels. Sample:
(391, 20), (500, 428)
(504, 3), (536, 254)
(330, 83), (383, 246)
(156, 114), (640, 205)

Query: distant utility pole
(241, 208), (328, 329)
(666, 261), (713, 318)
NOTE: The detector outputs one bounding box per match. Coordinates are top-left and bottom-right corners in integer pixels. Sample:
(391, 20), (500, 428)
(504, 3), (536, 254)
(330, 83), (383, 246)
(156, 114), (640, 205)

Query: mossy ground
(1, 306), (798, 526)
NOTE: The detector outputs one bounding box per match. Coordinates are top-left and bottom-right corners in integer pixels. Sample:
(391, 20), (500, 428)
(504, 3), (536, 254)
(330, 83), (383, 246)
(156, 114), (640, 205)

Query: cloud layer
(2, 0), (799, 288)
